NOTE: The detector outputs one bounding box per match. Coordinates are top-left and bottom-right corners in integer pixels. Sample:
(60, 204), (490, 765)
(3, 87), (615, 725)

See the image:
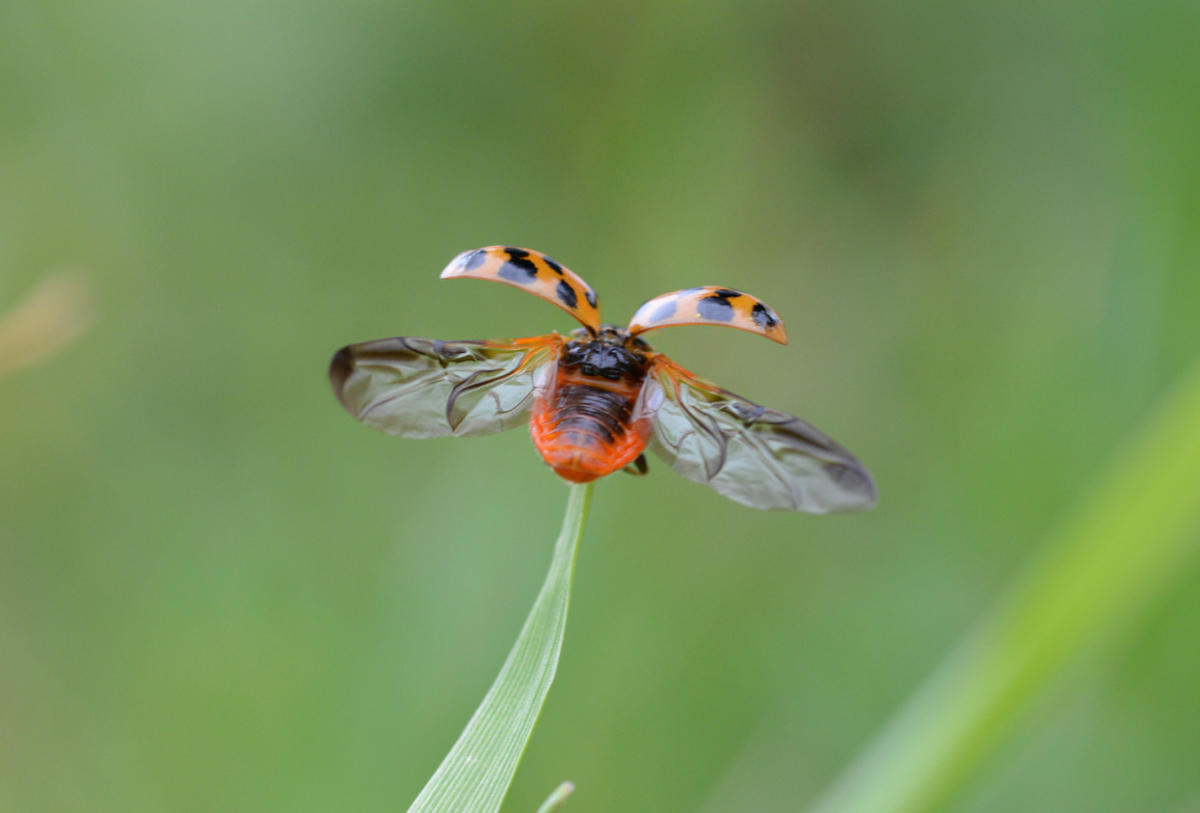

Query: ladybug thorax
(563, 326), (650, 383)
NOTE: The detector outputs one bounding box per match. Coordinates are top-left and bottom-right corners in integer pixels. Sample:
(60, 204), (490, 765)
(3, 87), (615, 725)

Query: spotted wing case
(627, 287), (788, 344)
(441, 246), (601, 333)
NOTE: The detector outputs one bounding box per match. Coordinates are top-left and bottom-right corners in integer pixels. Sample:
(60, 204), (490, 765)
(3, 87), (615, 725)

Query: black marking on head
(556, 279), (578, 309)
(499, 249), (539, 284)
(649, 299), (677, 323)
(697, 294), (734, 321)
(751, 302), (778, 329)
(714, 288), (741, 298)
(462, 249), (488, 271)
(584, 288), (597, 308)
(543, 256), (564, 275)
(563, 339), (647, 381)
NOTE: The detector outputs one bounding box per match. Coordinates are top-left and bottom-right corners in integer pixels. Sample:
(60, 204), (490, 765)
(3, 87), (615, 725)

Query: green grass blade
(534, 781), (576, 813)
(407, 482), (594, 813)
(813, 358), (1200, 813)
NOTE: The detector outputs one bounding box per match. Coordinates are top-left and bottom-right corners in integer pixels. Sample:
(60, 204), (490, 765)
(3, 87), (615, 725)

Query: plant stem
(813, 357), (1200, 813)
(408, 482), (594, 813)
(534, 781), (576, 813)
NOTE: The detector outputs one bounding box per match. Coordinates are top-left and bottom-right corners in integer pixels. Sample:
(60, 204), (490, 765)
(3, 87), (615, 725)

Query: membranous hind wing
(330, 335), (561, 438)
(643, 356), (877, 512)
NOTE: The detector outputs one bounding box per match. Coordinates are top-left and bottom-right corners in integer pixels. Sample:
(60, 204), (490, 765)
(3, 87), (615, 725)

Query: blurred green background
(3, 0), (1199, 810)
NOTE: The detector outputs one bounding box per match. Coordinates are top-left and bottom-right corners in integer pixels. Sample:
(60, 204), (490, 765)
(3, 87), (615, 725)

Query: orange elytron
(330, 246), (876, 512)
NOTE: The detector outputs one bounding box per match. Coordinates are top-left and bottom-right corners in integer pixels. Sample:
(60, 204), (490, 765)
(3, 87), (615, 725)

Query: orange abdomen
(530, 367), (651, 483)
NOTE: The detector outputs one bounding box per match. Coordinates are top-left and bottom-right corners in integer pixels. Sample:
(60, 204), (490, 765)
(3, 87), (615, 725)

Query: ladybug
(329, 246), (876, 512)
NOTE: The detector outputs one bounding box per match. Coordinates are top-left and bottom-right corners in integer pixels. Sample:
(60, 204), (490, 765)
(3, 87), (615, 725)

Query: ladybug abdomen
(530, 368), (650, 483)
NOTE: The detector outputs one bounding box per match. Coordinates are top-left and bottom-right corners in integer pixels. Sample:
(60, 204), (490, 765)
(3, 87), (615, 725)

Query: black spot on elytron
(505, 247), (529, 259)
(751, 302), (778, 329)
(543, 256), (564, 275)
(697, 294), (734, 321)
(649, 299), (677, 323)
(499, 252), (539, 284)
(462, 249), (488, 270)
(584, 288), (597, 308)
(556, 280), (578, 308)
(714, 288), (741, 298)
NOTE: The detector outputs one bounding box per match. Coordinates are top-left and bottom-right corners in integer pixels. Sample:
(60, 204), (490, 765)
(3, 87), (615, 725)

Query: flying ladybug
(329, 246), (877, 512)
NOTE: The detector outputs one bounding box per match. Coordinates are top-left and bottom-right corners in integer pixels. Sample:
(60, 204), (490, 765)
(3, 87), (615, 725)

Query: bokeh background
(3, 1), (1199, 810)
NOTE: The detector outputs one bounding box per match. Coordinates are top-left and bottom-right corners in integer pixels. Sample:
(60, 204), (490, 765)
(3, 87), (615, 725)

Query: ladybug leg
(622, 454), (649, 476)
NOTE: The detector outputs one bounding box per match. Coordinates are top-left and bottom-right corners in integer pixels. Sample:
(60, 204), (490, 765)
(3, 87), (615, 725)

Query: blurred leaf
(0, 271), (93, 379)
(813, 356), (1200, 812)
(408, 483), (593, 813)
(534, 781), (576, 813)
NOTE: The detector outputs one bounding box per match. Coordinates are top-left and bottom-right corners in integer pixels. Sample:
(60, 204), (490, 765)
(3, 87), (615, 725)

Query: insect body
(330, 246), (876, 512)
(530, 327), (652, 482)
